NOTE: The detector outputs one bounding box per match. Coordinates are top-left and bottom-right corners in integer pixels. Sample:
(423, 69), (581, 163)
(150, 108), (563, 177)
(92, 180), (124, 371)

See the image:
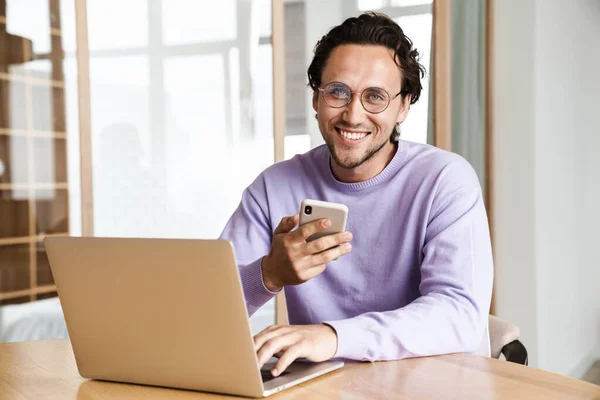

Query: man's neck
(331, 141), (398, 183)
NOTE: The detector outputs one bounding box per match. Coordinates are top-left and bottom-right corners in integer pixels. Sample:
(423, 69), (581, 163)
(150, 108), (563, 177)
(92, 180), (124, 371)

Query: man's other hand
(254, 324), (338, 376)
(261, 215), (353, 292)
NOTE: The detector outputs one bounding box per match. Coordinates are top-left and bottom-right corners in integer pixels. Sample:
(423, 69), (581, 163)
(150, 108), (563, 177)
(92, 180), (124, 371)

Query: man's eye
(330, 89), (348, 97)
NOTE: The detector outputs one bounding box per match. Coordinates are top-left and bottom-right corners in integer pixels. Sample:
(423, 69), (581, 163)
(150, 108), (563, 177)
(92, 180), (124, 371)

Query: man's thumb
(274, 214), (298, 234)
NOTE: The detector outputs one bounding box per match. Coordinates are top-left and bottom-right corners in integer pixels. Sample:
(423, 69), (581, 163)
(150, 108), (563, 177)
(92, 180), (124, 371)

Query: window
(78, 0), (276, 334)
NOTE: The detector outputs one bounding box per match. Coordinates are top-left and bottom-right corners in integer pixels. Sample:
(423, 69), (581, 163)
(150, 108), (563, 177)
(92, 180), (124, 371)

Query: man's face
(313, 44), (410, 172)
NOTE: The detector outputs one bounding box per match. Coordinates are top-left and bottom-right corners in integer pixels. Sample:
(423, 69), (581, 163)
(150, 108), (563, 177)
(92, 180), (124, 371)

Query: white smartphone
(299, 199), (348, 242)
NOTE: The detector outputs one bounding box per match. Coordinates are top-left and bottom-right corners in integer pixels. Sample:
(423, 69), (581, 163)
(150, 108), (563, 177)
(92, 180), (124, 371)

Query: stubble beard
(324, 131), (390, 170)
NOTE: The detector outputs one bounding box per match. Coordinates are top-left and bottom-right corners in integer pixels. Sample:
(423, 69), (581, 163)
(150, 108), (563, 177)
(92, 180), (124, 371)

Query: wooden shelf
(0, 237), (30, 246)
(0, 128), (67, 139)
(0, 284), (57, 301)
(0, 233), (68, 247)
(0, 182), (69, 191)
(0, 2), (70, 305)
(0, 72), (65, 88)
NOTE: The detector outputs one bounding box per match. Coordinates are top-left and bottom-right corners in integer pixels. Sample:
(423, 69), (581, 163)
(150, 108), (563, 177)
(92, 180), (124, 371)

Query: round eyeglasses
(317, 82), (404, 114)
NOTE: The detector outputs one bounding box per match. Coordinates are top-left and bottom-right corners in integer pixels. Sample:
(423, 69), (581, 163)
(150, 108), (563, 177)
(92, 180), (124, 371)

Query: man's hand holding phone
(261, 204), (352, 292)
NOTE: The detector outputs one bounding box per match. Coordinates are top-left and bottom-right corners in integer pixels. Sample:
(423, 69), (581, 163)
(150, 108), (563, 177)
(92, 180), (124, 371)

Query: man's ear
(312, 91), (318, 113)
(396, 94), (412, 124)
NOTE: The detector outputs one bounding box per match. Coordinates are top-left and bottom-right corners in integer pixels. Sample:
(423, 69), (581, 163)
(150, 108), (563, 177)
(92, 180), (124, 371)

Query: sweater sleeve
(325, 172), (494, 360)
(219, 177), (280, 317)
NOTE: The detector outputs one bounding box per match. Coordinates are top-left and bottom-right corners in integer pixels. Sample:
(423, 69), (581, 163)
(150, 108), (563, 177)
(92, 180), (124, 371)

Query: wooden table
(1, 340), (599, 399)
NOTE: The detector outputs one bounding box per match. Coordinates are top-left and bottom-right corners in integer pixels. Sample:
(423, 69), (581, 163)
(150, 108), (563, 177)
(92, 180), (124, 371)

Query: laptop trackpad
(261, 359), (344, 393)
(261, 358), (293, 382)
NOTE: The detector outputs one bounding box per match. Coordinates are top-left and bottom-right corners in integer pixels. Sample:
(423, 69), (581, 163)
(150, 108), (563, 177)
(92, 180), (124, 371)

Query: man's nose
(342, 95), (367, 126)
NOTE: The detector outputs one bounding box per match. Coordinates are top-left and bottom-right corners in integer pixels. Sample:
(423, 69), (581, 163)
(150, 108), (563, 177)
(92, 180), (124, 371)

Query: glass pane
(89, 55), (152, 238)
(59, 0), (77, 53)
(0, 135), (28, 184)
(87, 0), (148, 51)
(0, 189), (29, 238)
(357, 0), (387, 10)
(25, 60), (53, 83)
(31, 85), (66, 132)
(0, 0), (75, 342)
(164, 55), (227, 147)
(63, 57), (81, 237)
(89, 56), (150, 86)
(391, 0), (432, 6)
(257, 0), (273, 38)
(160, 53), (275, 239)
(32, 137), (67, 183)
(0, 80), (27, 130)
(35, 189), (69, 235)
(4, 1), (65, 81)
(394, 14), (431, 144)
(253, 45), (274, 141)
(0, 244), (30, 292)
(88, 1), (276, 333)
(283, 0), (315, 159)
(5, 0), (52, 54)
(162, 0), (236, 45)
(358, 0), (432, 10)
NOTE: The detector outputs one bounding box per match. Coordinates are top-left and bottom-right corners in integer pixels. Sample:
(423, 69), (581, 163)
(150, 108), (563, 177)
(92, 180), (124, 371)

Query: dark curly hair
(308, 12), (426, 140)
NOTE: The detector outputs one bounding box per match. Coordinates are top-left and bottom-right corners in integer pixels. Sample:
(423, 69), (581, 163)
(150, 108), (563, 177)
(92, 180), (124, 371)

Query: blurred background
(0, 0), (598, 385)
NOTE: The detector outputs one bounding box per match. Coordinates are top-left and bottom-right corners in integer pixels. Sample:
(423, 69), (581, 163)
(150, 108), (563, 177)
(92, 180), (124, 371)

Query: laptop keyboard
(261, 369), (290, 382)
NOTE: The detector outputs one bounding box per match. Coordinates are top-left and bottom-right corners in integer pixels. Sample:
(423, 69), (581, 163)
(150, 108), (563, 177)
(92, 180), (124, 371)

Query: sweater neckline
(320, 140), (407, 192)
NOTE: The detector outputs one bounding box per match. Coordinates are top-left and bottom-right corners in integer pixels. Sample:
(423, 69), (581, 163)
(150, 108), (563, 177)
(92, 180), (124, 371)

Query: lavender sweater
(220, 140), (493, 361)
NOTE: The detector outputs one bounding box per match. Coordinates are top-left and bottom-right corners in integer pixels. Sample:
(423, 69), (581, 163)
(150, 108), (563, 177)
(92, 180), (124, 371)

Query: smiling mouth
(335, 127), (370, 141)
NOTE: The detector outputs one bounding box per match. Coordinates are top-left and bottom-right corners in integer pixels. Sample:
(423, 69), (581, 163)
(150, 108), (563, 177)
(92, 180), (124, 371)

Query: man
(220, 12), (493, 377)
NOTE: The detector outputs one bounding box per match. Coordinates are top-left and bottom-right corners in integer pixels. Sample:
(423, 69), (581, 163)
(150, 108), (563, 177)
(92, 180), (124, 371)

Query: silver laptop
(44, 237), (343, 398)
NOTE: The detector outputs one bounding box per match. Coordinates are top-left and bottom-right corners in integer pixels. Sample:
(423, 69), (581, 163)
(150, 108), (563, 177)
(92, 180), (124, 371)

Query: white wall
(493, 0), (600, 376)
(491, 0), (539, 364)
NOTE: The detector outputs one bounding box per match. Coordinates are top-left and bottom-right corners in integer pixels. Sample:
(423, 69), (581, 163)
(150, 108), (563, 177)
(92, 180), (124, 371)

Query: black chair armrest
(501, 340), (528, 365)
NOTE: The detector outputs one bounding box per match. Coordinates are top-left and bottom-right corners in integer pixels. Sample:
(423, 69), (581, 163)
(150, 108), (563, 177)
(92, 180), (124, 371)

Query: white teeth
(340, 130), (368, 140)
